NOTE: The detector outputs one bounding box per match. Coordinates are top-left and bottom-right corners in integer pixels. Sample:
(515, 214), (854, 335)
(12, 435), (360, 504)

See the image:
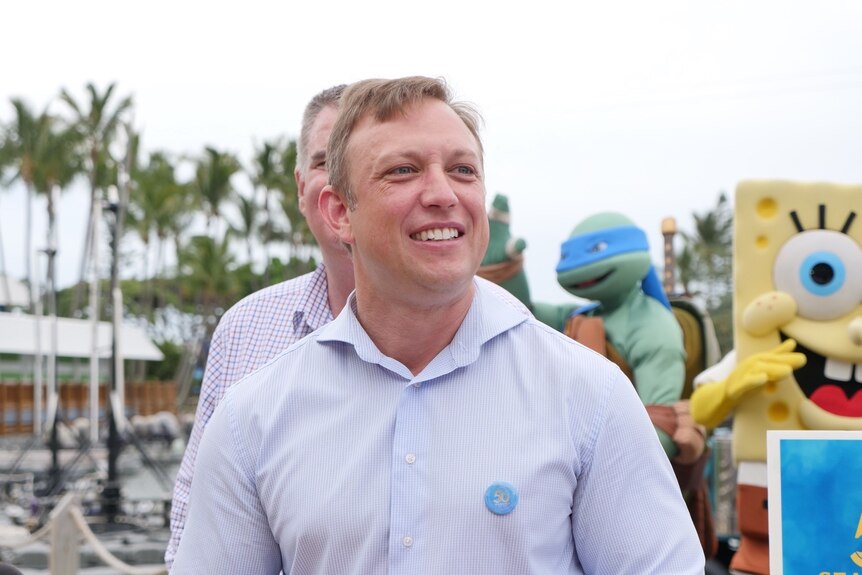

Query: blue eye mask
(557, 225), (671, 310)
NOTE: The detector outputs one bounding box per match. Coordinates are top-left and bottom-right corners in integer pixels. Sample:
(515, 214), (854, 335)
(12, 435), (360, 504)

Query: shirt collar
(317, 279), (528, 380)
(291, 263), (334, 336)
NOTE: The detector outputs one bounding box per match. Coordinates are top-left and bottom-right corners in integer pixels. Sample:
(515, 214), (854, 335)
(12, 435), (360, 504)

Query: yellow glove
(691, 339), (806, 429)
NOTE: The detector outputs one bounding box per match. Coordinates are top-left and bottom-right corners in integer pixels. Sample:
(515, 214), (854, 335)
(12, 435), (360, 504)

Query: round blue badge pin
(484, 481), (518, 515)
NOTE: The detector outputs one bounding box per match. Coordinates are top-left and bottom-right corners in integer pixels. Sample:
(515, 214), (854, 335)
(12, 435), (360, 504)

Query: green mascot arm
(626, 311), (687, 458)
(479, 193), (533, 309)
(480, 193), (575, 329)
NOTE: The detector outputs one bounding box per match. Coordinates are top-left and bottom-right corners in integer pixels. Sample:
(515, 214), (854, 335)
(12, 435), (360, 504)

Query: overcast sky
(2, 0), (862, 304)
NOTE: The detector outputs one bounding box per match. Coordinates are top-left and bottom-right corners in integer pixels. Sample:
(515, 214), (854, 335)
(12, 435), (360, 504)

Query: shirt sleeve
(170, 390), (282, 574)
(165, 316), (233, 567)
(570, 371), (705, 574)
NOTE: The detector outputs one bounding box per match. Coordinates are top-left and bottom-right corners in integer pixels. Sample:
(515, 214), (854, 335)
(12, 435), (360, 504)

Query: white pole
(46, 188), (58, 429)
(89, 200), (102, 444)
(33, 257), (43, 435)
(49, 494), (80, 575)
(113, 285), (124, 419)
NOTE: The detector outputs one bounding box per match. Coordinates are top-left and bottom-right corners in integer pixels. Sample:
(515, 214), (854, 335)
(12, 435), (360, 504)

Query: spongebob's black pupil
(811, 262), (834, 285)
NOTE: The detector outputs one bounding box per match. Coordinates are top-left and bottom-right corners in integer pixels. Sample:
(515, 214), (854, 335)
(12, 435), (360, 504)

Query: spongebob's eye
(773, 230), (862, 320)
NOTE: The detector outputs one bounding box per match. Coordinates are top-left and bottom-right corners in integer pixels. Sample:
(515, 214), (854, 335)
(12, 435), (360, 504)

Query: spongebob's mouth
(782, 333), (862, 418)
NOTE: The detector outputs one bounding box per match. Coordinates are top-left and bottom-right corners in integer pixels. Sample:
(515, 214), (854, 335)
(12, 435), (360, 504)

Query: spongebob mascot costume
(691, 180), (862, 575)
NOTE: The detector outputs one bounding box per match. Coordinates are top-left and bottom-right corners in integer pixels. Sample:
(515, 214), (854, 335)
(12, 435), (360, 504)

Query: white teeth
(412, 227), (459, 241)
(823, 357), (862, 382)
(825, 358), (852, 382)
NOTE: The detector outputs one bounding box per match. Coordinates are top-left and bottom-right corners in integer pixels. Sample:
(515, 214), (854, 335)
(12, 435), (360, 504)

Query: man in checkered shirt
(165, 85), (356, 568)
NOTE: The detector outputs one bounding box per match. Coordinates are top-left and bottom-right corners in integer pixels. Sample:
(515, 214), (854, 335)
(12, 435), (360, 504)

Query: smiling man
(171, 76), (704, 574)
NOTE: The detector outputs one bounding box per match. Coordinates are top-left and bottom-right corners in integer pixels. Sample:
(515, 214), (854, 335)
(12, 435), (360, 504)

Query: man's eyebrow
(376, 148), (481, 164)
(309, 150), (326, 165)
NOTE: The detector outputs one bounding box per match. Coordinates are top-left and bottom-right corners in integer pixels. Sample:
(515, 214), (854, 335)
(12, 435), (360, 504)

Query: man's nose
(420, 167), (458, 208)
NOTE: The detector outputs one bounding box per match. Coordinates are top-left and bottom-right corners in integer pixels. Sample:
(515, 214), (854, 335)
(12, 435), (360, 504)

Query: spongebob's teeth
(825, 357), (853, 382)
(856, 364), (862, 383)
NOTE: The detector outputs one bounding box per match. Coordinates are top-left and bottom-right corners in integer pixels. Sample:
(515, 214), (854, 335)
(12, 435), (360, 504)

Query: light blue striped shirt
(172, 280), (704, 574)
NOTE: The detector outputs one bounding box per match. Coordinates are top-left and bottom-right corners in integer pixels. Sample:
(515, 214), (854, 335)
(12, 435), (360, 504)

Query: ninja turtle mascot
(480, 195), (714, 555)
(481, 196), (688, 456)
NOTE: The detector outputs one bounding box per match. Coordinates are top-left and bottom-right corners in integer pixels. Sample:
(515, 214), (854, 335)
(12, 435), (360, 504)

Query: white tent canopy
(0, 311), (164, 361)
(0, 275), (29, 308)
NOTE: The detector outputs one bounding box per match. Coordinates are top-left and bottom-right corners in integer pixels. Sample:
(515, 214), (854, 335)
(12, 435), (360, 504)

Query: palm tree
(3, 98), (44, 310)
(174, 233), (237, 405)
(31, 114), (84, 317)
(0, 121), (15, 304)
(178, 234), (238, 311)
(276, 139), (318, 262)
(681, 192), (733, 308)
(677, 191), (734, 352)
(59, 82), (134, 308)
(127, 151), (195, 314)
(249, 139), (289, 284)
(228, 192), (261, 271)
(192, 147), (240, 238)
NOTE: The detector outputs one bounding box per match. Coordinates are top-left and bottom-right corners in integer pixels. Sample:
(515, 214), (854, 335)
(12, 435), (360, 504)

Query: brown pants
(729, 483), (769, 575)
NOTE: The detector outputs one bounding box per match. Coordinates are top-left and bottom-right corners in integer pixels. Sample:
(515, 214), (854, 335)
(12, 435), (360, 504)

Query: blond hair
(327, 76), (483, 208)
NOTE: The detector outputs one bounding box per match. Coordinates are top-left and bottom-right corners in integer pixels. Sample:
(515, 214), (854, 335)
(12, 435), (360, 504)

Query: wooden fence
(0, 380), (177, 435)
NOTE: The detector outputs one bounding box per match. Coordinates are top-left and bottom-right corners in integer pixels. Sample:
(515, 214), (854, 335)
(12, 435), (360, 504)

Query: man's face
(332, 98), (488, 304)
(296, 105), (340, 251)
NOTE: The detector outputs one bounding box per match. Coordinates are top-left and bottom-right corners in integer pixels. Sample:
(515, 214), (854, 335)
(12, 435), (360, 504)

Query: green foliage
(145, 339), (183, 381)
(194, 146), (241, 231)
(677, 192), (734, 354)
(4, 83), (324, 387)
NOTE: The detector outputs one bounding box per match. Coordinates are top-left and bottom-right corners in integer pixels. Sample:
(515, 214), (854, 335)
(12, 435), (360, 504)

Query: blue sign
(768, 431), (862, 575)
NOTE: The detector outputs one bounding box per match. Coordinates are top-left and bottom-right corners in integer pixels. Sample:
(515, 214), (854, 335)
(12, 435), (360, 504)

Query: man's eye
(454, 166), (475, 175)
(392, 166), (414, 175)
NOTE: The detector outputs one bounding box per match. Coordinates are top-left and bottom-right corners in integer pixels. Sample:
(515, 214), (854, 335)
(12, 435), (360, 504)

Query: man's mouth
(411, 227), (461, 241)
(782, 333), (862, 417)
(569, 269), (615, 290)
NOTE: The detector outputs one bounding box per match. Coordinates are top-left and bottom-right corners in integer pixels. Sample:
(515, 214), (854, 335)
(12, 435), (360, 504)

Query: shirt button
(405, 453), (416, 464)
(413, 382), (422, 388)
(402, 535), (413, 547)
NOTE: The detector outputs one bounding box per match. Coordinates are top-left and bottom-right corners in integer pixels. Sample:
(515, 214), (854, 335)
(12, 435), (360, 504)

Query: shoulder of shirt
(217, 269), (321, 326)
(476, 281), (615, 367)
(474, 276), (532, 317)
(220, 325), (323, 399)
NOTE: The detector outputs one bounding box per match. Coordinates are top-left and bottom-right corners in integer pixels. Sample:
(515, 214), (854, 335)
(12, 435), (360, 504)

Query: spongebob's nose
(849, 316), (862, 346)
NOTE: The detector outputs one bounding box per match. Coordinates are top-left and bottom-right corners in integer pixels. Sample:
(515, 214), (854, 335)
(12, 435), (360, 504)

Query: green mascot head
(556, 212), (669, 311)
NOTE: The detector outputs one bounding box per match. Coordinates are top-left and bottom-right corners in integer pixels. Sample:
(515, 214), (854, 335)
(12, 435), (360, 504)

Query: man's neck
(322, 248), (355, 317)
(354, 282), (476, 376)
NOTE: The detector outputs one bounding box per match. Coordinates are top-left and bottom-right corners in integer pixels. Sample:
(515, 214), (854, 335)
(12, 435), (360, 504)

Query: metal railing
(1, 494), (167, 575)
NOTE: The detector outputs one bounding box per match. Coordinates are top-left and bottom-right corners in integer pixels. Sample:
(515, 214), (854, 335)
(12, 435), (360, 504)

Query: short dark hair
(296, 84), (346, 173)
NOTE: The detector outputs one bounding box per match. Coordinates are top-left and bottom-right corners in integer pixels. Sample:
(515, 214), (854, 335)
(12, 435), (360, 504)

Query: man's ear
(319, 185), (353, 245)
(295, 167), (309, 217)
